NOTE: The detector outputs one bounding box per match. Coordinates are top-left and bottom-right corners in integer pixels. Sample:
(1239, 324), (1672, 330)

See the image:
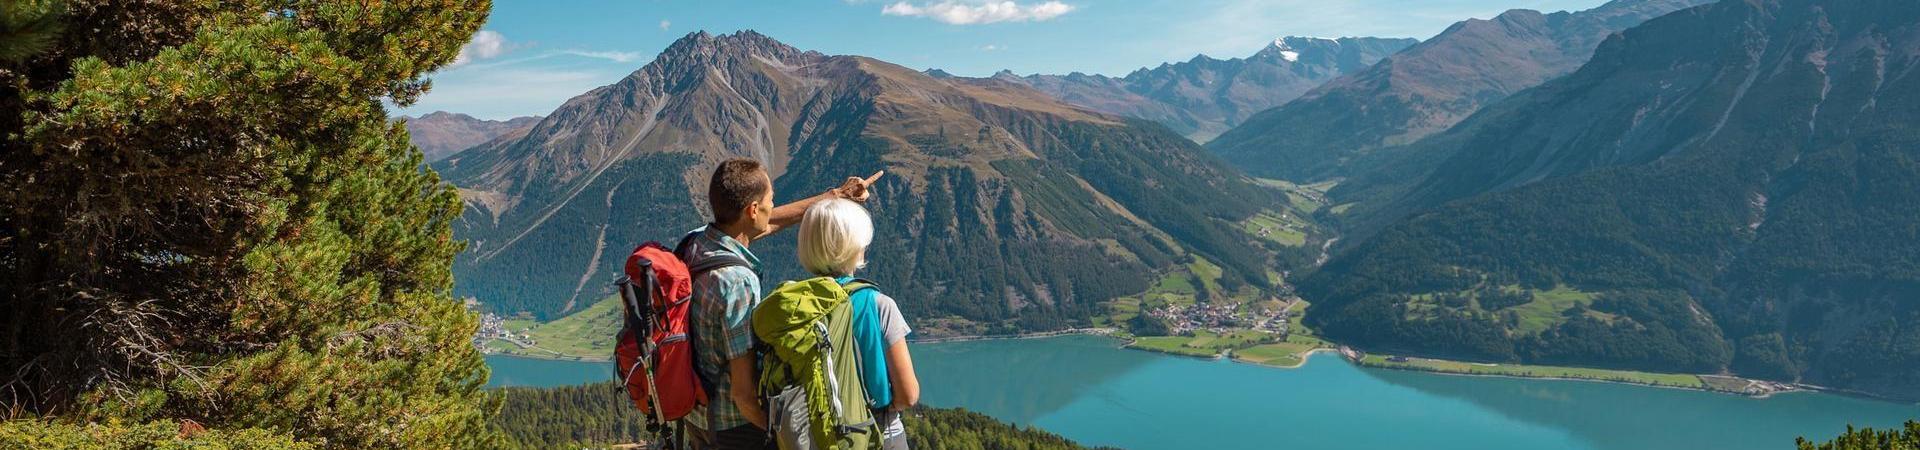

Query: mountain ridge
(1206, 0), (1714, 181)
(401, 111), (541, 162)
(977, 36), (1416, 143)
(437, 31), (1279, 334)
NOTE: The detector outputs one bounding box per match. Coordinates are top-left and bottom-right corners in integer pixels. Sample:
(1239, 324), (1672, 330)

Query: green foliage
(907, 407), (1117, 450)
(1127, 311), (1171, 336)
(493, 383), (651, 450)
(1798, 422), (1920, 450)
(1044, 119), (1276, 291)
(0, 0), (63, 63)
(1733, 333), (1800, 381)
(1, 1), (501, 448)
(0, 419), (315, 449)
(491, 382), (1111, 450)
(1516, 290), (1731, 373)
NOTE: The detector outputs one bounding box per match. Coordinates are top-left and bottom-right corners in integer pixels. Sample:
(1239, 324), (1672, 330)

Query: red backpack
(614, 233), (746, 425)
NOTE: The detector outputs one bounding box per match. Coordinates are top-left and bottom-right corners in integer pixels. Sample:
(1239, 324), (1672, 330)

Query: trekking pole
(632, 266), (672, 449)
(636, 312), (669, 445)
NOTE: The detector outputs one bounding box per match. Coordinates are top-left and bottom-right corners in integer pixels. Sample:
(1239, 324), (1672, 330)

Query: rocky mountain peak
(654, 29), (816, 71)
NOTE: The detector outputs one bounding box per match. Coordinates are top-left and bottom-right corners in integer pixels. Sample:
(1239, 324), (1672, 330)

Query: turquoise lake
(486, 335), (1918, 450)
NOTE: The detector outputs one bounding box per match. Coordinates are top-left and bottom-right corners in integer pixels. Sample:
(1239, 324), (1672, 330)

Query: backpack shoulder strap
(838, 278), (879, 296)
(675, 228), (750, 276)
(671, 229), (703, 260)
(688, 255), (749, 276)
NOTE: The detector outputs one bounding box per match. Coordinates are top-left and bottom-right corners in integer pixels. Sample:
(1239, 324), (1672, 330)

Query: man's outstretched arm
(760, 171), (883, 238)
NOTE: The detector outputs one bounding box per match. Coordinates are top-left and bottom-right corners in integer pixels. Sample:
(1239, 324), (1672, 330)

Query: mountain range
(986, 36), (1416, 143)
(432, 31), (1278, 334)
(411, 0), (1920, 400)
(1302, 0), (1920, 399)
(1206, 0), (1713, 181)
(400, 111), (541, 162)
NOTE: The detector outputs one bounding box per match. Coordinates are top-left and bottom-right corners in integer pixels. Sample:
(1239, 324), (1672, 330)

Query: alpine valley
(423, 0), (1920, 403)
(433, 31), (1284, 336)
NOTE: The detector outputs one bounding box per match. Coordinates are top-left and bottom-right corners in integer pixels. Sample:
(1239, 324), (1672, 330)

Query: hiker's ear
(744, 201), (763, 220)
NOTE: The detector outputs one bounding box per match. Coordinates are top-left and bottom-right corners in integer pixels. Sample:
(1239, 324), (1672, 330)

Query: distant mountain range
(1207, 0), (1712, 181)
(399, 111), (541, 162)
(411, 0), (1920, 401)
(1303, 0), (1920, 400)
(433, 31), (1278, 334)
(977, 36), (1416, 143)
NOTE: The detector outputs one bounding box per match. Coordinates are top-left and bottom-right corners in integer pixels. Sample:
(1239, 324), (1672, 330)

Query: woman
(796, 198), (919, 449)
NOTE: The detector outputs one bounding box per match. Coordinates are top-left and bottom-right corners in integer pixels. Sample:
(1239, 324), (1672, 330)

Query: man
(680, 158), (881, 449)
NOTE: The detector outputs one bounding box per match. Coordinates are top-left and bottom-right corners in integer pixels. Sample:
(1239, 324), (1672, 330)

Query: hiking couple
(673, 158), (919, 450)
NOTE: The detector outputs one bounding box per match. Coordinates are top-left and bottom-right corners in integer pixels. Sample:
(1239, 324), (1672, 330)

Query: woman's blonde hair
(797, 198), (873, 277)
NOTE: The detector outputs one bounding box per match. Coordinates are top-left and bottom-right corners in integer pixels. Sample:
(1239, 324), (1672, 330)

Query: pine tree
(1798, 422), (1920, 450)
(1, 1), (500, 448)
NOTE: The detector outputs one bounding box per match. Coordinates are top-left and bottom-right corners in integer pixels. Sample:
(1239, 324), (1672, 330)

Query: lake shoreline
(1235, 348), (1337, 369)
(925, 330), (1732, 397)
(908, 327), (1119, 344)
(1356, 360), (1785, 398)
(484, 333), (1919, 449)
(485, 327), (1903, 404)
(1100, 334), (1811, 401)
(482, 344), (612, 363)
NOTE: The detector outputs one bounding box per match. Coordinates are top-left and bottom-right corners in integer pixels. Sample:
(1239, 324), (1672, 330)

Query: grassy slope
(1235, 334), (1330, 367)
(1403, 284), (1600, 335)
(1130, 336), (1224, 357)
(1506, 285), (1599, 335)
(488, 296), (623, 360)
(1243, 210), (1308, 247)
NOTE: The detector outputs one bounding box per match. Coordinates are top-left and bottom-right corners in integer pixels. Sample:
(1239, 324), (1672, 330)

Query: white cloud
(882, 1), (1075, 25)
(979, 44), (1005, 51)
(659, 20), (672, 31)
(448, 30), (508, 68)
(561, 50), (646, 63)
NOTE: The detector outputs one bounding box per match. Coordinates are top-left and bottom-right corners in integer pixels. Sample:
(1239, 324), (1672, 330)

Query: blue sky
(396, 0), (1610, 120)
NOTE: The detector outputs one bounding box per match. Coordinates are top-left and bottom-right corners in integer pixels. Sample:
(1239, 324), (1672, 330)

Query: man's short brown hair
(708, 158), (770, 225)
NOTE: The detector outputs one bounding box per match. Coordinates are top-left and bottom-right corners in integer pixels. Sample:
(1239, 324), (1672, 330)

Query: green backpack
(752, 277), (883, 450)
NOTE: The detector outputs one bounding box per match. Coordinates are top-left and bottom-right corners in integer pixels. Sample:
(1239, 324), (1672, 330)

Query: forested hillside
(493, 382), (1113, 450)
(1303, 0), (1920, 399)
(439, 31), (1281, 336)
